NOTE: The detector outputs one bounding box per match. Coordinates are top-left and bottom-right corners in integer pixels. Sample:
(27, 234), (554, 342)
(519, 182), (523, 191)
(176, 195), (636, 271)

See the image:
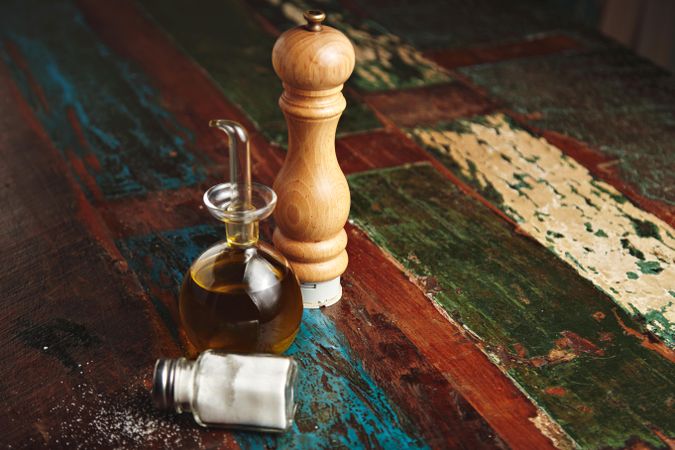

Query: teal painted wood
(348, 163), (675, 449)
(137, 0), (381, 146)
(0, 0), (206, 200)
(119, 224), (428, 449)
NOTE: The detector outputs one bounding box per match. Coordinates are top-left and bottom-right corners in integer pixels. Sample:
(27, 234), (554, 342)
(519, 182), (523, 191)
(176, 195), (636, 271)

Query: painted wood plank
(411, 114), (675, 348)
(97, 160), (522, 448)
(136, 0), (381, 145)
(118, 224), (428, 449)
(341, 0), (601, 50)
(459, 46), (675, 210)
(0, 0), (207, 200)
(423, 35), (583, 70)
(348, 163), (675, 449)
(0, 58), (236, 449)
(250, 0), (452, 91)
(338, 224), (559, 450)
(75, 0), (288, 192)
(69, 6), (525, 445)
(336, 130), (427, 174)
(364, 82), (496, 128)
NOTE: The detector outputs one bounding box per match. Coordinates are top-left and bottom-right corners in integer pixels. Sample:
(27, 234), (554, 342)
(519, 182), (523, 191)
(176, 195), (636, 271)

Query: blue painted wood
(0, 0), (205, 200)
(119, 224), (428, 449)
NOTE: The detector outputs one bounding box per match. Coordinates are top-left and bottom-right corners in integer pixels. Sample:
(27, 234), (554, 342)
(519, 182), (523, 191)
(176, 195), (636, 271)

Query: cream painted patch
(529, 409), (576, 450)
(413, 115), (675, 346)
(266, 0), (451, 91)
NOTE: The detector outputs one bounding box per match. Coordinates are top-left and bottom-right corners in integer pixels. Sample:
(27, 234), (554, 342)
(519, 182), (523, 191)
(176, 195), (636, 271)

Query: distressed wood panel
(424, 35), (582, 70)
(342, 0), (601, 50)
(250, 0), (452, 91)
(3, 0), (672, 447)
(459, 47), (675, 209)
(47, 2), (524, 445)
(76, 0), (287, 189)
(411, 114), (675, 347)
(118, 225), (430, 449)
(336, 130), (427, 174)
(348, 163), (675, 449)
(0, 59), (235, 449)
(339, 224), (559, 450)
(0, 0), (206, 200)
(136, 0), (381, 146)
(364, 82), (496, 128)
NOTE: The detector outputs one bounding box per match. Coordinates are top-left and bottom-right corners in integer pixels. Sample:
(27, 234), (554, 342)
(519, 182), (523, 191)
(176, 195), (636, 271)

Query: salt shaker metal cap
(152, 350), (298, 432)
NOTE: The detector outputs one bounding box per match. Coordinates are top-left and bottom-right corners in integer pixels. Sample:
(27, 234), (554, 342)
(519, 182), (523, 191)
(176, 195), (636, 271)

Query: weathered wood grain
(411, 114), (675, 348)
(119, 225), (428, 449)
(459, 46), (675, 209)
(335, 224), (558, 450)
(341, 0), (601, 50)
(424, 35), (582, 70)
(348, 163), (675, 449)
(4, 0), (671, 448)
(0, 57), (233, 449)
(364, 82), (497, 128)
(336, 130), (426, 174)
(0, 0), (207, 200)
(50, 1), (528, 447)
(250, 0), (452, 91)
(136, 0), (381, 146)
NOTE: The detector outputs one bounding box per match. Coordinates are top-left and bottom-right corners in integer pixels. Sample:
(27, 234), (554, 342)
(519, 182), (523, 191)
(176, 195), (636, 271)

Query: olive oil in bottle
(179, 120), (303, 354)
(180, 242), (302, 354)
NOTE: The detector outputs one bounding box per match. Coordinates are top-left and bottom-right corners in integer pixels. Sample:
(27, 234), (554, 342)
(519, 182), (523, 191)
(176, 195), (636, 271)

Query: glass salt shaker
(152, 350), (298, 431)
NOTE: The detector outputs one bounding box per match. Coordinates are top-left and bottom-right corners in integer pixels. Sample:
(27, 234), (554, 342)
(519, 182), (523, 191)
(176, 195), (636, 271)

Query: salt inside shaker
(152, 350), (298, 432)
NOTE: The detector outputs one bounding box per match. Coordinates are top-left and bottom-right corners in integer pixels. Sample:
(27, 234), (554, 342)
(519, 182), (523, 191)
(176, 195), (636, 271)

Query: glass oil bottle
(179, 120), (303, 354)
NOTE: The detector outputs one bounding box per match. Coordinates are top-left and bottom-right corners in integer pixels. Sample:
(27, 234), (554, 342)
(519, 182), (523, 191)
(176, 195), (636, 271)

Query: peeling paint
(412, 114), (675, 346)
(349, 163), (675, 448)
(529, 409), (576, 450)
(262, 0), (451, 91)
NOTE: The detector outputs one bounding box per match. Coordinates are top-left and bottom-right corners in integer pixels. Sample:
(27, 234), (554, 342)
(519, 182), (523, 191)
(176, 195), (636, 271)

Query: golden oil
(180, 241), (303, 354)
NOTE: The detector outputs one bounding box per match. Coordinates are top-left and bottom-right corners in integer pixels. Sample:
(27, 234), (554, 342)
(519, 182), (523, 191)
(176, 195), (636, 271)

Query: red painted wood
(364, 82), (497, 128)
(424, 35), (583, 70)
(75, 0), (285, 188)
(0, 60), (238, 449)
(336, 129), (426, 174)
(337, 225), (558, 450)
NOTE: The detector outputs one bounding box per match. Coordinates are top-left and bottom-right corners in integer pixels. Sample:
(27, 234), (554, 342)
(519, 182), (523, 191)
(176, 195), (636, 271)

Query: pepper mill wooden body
(271, 11), (355, 308)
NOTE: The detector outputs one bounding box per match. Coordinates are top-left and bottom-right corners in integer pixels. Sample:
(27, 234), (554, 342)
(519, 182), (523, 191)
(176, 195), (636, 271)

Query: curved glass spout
(209, 120), (252, 211)
(206, 120), (276, 246)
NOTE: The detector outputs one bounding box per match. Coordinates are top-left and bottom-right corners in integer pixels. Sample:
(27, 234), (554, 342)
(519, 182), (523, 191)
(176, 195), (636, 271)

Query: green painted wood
(408, 114), (675, 346)
(137, 0), (381, 145)
(459, 46), (675, 206)
(345, 0), (602, 50)
(348, 163), (675, 449)
(250, 0), (452, 91)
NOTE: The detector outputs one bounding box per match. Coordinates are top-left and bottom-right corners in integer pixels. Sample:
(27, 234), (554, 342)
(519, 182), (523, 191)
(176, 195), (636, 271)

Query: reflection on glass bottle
(179, 120), (303, 354)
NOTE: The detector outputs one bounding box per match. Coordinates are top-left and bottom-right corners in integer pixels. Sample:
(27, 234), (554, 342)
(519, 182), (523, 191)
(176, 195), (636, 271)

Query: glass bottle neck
(226, 222), (259, 247)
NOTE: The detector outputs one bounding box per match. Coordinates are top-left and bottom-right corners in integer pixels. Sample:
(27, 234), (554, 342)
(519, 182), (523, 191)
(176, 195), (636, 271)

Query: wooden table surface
(1, 1), (673, 448)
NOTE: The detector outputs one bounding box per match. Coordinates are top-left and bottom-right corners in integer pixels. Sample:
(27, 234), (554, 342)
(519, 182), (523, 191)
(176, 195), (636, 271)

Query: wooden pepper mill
(271, 10), (355, 308)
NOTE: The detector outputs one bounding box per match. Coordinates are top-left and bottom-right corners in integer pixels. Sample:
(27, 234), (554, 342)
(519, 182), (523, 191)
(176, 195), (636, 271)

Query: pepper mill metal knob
(271, 10), (355, 308)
